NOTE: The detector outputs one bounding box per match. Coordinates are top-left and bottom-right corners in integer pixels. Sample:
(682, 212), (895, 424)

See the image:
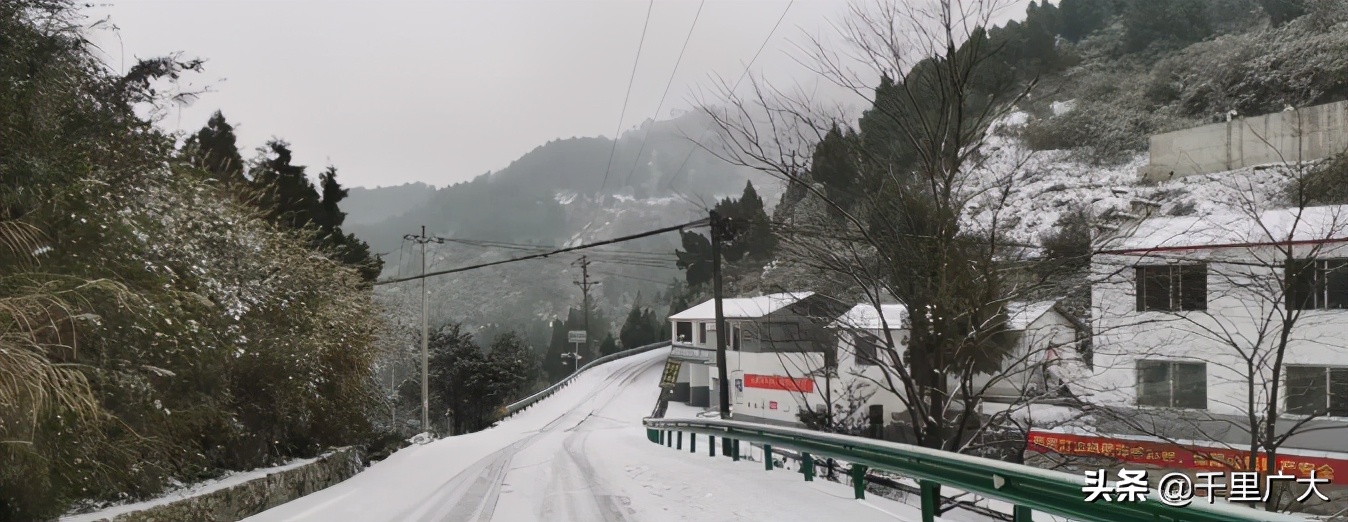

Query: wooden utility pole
(710, 210), (734, 456)
(573, 256), (600, 361)
(404, 226), (444, 433)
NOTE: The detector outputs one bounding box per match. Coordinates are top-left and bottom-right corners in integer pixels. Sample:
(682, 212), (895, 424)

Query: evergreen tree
(1122, 0), (1211, 53)
(674, 230), (714, 287)
(251, 140), (323, 230)
(1059, 0), (1114, 42)
(317, 166), (348, 231)
(184, 111), (246, 184)
(619, 303), (661, 349)
(598, 333), (618, 357)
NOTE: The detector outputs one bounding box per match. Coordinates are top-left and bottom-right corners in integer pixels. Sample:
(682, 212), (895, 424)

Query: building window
(1286, 259), (1348, 310)
(1285, 366), (1348, 417)
(854, 334), (880, 366)
(675, 321), (693, 343)
(761, 321), (801, 342)
(1135, 264), (1207, 312)
(1136, 360), (1207, 409)
(697, 322), (707, 344)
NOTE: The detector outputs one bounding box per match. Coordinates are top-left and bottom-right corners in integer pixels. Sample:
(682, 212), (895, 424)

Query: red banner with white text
(1026, 430), (1347, 481)
(743, 374), (814, 393)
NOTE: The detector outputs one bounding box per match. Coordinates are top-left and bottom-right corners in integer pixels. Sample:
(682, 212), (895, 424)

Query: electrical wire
(622, 0), (707, 188)
(662, 0), (795, 196)
(600, 0), (656, 193)
(374, 218), (708, 286)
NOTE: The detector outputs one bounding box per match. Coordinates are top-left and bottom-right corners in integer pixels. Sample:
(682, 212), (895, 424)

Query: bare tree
(699, 0), (1067, 459)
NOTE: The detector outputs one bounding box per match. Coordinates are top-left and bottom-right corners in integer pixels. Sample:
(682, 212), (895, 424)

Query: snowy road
(247, 348), (929, 522)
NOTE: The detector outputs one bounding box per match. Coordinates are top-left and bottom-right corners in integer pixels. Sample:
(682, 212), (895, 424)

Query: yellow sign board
(659, 359), (681, 389)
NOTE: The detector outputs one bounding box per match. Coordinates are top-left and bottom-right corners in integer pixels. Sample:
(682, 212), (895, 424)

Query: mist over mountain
(346, 111), (779, 256)
(348, 111), (782, 350)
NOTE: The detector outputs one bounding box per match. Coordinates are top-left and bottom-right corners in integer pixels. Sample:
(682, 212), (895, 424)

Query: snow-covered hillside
(964, 113), (1297, 247)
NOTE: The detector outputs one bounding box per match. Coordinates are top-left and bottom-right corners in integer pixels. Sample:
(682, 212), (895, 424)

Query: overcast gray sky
(87, 0), (1027, 189)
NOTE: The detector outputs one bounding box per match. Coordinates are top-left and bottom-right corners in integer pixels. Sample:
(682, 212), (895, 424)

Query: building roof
(1007, 300), (1057, 331)
(668, 292), (814, 321)
(1102, 204), (1348, 253)
(831, 303), (908, 330)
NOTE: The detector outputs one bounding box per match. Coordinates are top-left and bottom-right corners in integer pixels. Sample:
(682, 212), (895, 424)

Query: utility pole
(404, 226), (444, 433)
(572, 256), (600, 362)
(710, 210), (732, 431)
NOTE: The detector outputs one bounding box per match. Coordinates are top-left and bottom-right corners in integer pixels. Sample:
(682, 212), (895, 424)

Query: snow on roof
(1007, 300), (1057, 331)
(669, 292), (814, 320)
(1103, 204), (1348, 252)
(831, 303), (908, 330)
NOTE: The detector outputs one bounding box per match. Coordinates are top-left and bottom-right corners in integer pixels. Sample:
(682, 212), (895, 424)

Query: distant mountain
(350, 111), (782, 350)
(343, 182), (438, 226)
(347, 111), (780, 256)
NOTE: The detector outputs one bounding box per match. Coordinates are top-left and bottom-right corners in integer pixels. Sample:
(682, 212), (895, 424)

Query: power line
(374, 219), (708, 286)
(623, 0), (707, 188)
(600, 0), (656, 193)
(663, 0), (795, 195)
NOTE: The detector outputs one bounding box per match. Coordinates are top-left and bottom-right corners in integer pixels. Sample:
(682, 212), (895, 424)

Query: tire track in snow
(395, 351), (663, 522)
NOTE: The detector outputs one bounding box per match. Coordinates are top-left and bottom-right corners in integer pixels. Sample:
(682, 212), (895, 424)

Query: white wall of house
(971, 311), (1078, 399)
(1089, 242), (1348, 418)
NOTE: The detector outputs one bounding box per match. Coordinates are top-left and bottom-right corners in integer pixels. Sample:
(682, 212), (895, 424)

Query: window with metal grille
(1137, 360), (1207, 409)
(1135, 264), (1208, 312)
(1285, 366), (1348, 417)
(1286, 259), (1348, 310)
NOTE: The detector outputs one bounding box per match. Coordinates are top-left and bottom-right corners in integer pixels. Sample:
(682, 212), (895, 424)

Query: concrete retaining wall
(76, 447), (362, 522)
(1140, 100), (1348, 181)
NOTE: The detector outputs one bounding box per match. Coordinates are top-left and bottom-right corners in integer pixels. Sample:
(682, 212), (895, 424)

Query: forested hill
(344, 111), (779, 256)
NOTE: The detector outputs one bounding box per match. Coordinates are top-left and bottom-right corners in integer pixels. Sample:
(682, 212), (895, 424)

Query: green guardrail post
(919, 480), (937, 522)
(763, 444), (773, 470)
(851, 464), (867, 499)
(677, 431), (683, 450)
(801, 452), (814, 481)
(732, 439), (740, 461)
(709, 435), (716, 457)
(1013, 505), (1032, 522)
(667, 431), (674, 447)
(722, 436), (731, 457)
(647, 428), (658, 443)
(690, 432), (696, 453)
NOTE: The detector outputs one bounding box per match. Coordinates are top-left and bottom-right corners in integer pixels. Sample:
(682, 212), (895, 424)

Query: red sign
(1026, 430), (1347, 481)
(743, 374), (814, 393)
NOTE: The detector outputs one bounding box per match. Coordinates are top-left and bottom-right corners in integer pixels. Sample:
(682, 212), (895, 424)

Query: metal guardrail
(502, 341), (671, 417)
(643, 417), (1308, 522)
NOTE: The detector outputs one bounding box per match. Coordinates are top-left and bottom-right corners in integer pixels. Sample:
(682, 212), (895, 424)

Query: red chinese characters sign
(1027, 430), (1347, 481)
(743, 374), (814, 393)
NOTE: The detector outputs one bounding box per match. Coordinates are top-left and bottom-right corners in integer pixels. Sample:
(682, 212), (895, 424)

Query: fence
(502, 341), (671, 418)
(643, 417), (1307, 522)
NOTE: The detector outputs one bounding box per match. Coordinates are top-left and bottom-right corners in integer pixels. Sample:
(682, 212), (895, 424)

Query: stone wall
(1140, 100), (1348, 181)
(80, 447), (362, 522)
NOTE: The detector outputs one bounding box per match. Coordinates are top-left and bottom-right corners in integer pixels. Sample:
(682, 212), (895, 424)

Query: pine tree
(599, 333), (618, 357)
(674, 230), (714, 287)
(184, 111), (246, 184)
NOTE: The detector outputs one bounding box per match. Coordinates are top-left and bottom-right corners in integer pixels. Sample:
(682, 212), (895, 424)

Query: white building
(1088, 205), (1348, 426)
(667, 293), (1079, 430)
(665, 291), (847, 423)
